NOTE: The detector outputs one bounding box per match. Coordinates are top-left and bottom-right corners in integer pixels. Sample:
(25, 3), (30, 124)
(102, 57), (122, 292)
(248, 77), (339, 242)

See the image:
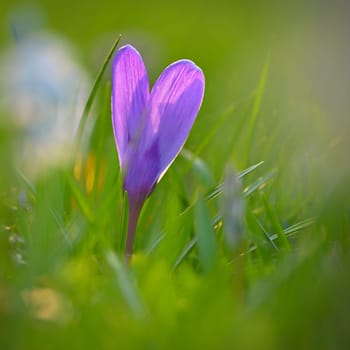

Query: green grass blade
(181, 149), (215, 189)
(145, 232), (167, 255)
(76, 35), (122, 143)
(194, 103), (236, 156)
(242, 168), (277, 197)
(16, 170), (37, 198)
(207, 161), (264, 200)
(106, 251), (146, 318)
(239, 161), (265, 178)
(261, 192), (290, 252)
(243, 54), (270, 167)
(256, 218), (279, 251)
(173, 237), (197, 271)
(283, 218), (315, 236)
(118, 191), (129, 253)
(64, 172), (95, 223)
(182, 104), (236, 175)
(49, 208), (73, 249)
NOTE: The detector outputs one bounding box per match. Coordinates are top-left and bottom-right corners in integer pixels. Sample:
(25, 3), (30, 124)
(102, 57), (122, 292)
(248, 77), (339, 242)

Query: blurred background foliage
(0, 0), (349, 349)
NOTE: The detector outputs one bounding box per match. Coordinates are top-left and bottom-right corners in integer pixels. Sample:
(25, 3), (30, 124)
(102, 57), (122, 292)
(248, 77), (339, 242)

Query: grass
(1, 2), (350, 348)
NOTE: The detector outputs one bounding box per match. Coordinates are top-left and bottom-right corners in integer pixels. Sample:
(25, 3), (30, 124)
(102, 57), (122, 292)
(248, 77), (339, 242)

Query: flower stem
(125, 200), (142, 262)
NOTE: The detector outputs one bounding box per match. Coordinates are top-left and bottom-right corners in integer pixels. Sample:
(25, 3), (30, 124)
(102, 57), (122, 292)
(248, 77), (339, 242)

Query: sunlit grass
(1, 9), (350, 349)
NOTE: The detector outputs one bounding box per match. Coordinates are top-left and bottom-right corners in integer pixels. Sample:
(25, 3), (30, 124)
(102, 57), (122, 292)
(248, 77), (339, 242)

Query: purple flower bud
(111, 44), (205, 259)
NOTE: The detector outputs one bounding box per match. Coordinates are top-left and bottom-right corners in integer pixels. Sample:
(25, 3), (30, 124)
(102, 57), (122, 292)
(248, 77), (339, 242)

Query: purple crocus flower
(112, 44), (205, 260)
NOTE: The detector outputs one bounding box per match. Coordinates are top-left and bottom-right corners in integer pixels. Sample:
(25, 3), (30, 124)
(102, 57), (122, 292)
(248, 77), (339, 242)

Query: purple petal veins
(112, 45), (149, 168)
(148, 60), (205, 177)
(111, 44), (205, 259)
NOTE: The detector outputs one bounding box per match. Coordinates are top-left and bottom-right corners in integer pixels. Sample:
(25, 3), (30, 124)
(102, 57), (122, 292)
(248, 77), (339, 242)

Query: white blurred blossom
(0, 30), (90, 177)
(220, 165), (245, 251)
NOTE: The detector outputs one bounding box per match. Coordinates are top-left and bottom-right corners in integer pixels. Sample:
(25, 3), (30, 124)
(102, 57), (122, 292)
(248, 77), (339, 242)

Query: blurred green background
(0, 0), (349, 349)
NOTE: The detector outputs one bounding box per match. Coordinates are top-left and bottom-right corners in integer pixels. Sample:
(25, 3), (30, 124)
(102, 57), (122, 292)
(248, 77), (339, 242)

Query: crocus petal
(111, 45), (149, 168)
(123, 141), (160, 206)
(146, 60), (205, 178)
